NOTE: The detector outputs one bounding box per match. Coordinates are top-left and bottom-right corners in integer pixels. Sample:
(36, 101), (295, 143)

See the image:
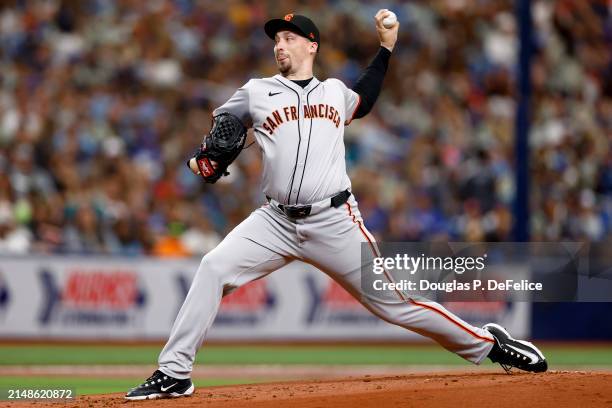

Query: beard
(276, 55), (291, 74)
(279, 64), (291, 74)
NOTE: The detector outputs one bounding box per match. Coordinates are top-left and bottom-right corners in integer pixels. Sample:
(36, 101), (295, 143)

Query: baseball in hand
(382, 11), (397, 28)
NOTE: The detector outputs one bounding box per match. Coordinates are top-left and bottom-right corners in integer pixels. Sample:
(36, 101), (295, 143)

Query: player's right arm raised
(345, 9), (399, 123)
(375, 9), (399, 52)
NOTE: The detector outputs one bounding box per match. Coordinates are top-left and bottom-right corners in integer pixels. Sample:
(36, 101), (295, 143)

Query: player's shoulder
(238, 77), (279, 93)
(244, 76), (278, 87)
(322, 77), (349, 89)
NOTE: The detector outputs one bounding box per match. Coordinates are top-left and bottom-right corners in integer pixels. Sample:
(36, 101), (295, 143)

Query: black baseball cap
(264, 14), (320, 46)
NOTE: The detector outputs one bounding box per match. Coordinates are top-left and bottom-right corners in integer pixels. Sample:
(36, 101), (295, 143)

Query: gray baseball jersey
(213, 74), (360, 205)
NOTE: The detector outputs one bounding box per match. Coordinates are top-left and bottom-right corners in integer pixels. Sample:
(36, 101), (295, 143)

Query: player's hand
(188, 148), (219, 176)
(374, 9), (399, 52)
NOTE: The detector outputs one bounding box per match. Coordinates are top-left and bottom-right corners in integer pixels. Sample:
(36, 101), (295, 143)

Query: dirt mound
(9, 371), (612, 408)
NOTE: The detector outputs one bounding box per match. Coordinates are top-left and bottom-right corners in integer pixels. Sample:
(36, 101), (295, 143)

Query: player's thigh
(304, 198), (379, 299)
(305, 214), (409, 322)
(198, 207), (296, 290)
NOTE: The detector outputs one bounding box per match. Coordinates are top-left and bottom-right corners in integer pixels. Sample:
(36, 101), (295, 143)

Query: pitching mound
(12, 371), (612, 408)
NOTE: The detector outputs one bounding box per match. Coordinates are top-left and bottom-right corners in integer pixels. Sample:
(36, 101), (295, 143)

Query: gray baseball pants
(158, 195), (494, 378)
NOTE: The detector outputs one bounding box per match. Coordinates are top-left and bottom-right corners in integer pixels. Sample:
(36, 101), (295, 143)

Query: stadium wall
(0, 256), (528, 341)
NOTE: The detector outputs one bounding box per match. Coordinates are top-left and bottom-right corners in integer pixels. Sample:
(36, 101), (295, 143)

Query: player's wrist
(379, 45), (393, 55)
(380, 42), (394, 52)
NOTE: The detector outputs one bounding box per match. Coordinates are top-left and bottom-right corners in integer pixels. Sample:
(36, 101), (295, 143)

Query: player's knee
(198, 253), (233, 285)
(363, 298), (407, 326)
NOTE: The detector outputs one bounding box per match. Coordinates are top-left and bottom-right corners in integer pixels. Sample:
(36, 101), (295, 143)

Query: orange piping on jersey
(345, 94), (362, 126)
(344, 203), (494, 344)
(405, 298), (495, 343)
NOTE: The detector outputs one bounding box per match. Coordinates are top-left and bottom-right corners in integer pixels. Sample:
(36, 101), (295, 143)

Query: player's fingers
(374, 9), (388, 22)
(375, 8), (388, 17)
(374, 9), (390, 29)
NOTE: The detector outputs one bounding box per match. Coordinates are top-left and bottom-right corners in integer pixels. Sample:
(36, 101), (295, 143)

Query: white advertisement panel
(0, 256), (528, 340)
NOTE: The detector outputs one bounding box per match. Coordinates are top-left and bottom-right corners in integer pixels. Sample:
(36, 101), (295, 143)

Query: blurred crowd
(0, 0), (610, 256)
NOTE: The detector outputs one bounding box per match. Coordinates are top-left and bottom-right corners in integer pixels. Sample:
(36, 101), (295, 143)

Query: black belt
(267, 190), (351, 219)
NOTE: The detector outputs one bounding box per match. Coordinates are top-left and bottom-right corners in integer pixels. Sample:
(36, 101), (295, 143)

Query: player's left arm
(350, 9), (399, 119)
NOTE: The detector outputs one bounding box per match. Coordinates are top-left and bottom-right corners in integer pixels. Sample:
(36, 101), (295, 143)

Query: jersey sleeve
(212, 80), (253, 128)
(334, 79), (361, 126)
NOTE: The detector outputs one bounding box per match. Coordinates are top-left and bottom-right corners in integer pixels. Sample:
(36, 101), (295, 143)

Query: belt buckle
(283, 204), (311, 219)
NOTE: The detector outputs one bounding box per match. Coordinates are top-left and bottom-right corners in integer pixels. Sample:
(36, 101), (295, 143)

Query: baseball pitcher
(126, 10), (547, 400)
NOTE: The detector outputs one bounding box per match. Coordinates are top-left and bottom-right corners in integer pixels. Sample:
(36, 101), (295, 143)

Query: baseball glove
(187, 112), (247, 183)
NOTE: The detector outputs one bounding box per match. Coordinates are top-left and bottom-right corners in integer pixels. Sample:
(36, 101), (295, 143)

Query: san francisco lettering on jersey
(262, 103), (341, 135)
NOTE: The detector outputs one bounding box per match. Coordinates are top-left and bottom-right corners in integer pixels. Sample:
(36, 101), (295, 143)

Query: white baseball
(382, 11), (397, 28)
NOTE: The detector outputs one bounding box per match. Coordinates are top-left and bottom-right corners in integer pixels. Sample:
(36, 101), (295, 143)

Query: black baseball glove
(187, 112), (247, 183)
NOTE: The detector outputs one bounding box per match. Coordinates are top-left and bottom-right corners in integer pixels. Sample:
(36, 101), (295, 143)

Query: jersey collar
(274, 74), (320, 93)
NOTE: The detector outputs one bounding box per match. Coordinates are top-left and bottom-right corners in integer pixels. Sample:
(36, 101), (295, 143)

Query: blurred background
(0, 0), (610, 255)
(0, 0), (611, 396)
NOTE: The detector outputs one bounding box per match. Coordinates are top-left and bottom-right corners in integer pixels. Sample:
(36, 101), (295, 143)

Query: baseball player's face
(274, 30), (316, 75)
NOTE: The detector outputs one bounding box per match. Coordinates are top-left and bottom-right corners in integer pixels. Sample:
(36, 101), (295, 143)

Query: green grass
(543, 347), (612, 366)
(0, 344), (470, 366)
(0, 344), (611, 366)
(0, 344), (610, 395)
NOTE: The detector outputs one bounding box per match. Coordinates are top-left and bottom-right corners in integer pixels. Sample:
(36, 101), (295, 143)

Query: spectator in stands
(0, 0), (609, 255)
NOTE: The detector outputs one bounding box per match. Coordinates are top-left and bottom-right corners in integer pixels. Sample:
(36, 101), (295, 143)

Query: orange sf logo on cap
(284, 13), (293, 21)
(309, 32), (315, 39)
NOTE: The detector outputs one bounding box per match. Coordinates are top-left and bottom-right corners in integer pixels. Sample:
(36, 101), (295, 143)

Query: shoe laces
(144, 371), (157, 382)
(140, 371), (165, 387)
(496, 344), (534, 373)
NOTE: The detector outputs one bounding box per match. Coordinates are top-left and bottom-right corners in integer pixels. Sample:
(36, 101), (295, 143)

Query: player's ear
(310, 42), (318, 55)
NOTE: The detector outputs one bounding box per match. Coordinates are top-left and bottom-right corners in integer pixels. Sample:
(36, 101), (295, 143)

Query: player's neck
(281, 66), (313, 81)
(282, 73), (313, 80)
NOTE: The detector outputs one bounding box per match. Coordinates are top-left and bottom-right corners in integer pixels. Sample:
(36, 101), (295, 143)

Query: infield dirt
(6, 370), (611, 408)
